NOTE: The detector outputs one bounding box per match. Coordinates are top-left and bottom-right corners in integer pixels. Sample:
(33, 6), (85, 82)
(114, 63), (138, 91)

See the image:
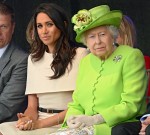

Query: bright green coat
(62, 45), (148, 135)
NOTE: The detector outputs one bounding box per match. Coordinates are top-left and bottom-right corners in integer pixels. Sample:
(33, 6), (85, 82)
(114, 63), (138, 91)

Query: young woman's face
(85, 26), (115, 60)
(36, 12), (61, 53)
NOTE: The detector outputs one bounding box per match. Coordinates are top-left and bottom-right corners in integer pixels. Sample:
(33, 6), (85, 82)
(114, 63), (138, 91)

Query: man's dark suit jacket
(0, 41), (28, 123)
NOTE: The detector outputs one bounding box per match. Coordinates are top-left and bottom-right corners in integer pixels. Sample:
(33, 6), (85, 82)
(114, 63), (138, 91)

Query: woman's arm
(35, 110), (67, 129)
(16, 94), (38, 128)
(18, 110), (67, 130)
(23, 94), (39, 120)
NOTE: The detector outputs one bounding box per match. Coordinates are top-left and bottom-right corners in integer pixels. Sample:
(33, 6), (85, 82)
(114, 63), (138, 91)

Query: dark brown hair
(0, 2), (15, 23)
(30, 3), (76, 79)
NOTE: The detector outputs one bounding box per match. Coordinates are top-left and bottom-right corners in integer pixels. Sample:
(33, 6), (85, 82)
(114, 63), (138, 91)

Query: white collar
(0, 44), (9, 58)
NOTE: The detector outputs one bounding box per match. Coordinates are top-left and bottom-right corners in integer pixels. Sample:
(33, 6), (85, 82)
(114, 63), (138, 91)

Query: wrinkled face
(36, 12), (61, 53)
(85, 26), (115, 60)
(0, 14), (15, 48)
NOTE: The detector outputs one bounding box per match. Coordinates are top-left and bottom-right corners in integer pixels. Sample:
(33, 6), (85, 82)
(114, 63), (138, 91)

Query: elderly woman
(51, 5), (147, 135)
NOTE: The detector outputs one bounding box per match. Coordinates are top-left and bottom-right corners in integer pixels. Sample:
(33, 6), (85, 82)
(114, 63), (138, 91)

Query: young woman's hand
(16, 117), (41, 130)
(16, 113), (34, 130)
(16, 113), (31, 125)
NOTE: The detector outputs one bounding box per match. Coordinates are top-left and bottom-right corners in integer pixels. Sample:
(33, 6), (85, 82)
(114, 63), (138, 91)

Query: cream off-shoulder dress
(0, 47), (88, 135)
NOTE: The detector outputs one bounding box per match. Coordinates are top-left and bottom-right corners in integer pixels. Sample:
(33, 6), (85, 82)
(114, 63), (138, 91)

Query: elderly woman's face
(85, 26), (115, 60)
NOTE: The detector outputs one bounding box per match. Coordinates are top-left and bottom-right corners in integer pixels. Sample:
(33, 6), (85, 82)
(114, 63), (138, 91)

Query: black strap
(38, 107), (63, 113)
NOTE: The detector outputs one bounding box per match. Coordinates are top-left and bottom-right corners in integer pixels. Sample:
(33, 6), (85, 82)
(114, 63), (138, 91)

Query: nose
(95, 35), (101, 44)
(42, 26), (48, 34)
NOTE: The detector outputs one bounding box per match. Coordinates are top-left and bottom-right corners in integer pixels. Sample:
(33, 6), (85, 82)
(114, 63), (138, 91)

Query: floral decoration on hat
(71, 5), (122, 43)
(113, 55), (122, 62)
(72, 9), (92, 31)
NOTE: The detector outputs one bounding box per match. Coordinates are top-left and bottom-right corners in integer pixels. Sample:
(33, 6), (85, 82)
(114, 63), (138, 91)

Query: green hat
(72, 5), (122, 43)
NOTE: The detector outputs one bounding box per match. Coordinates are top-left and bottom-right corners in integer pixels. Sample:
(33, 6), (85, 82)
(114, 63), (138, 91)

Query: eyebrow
(0, 24), (7, 27)
(37, 20), (53, 24)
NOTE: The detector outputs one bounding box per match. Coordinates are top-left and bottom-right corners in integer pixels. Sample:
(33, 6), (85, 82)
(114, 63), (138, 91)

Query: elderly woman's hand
(67, 116), (84, 128)
(67, 114), (104, 129)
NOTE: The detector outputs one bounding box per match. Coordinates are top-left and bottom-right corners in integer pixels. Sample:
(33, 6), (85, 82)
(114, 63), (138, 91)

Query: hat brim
(75, 10), (122, 43)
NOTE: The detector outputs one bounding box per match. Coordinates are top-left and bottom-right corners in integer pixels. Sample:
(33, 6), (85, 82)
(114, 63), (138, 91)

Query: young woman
(0, 3), (88, 135)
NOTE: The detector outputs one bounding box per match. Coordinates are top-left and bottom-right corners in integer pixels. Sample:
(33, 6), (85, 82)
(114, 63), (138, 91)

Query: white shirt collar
(0, 44), (9, 58)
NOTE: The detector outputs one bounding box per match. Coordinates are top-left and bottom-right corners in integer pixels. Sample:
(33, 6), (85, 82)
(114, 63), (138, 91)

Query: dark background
(2, 0), (150, 56)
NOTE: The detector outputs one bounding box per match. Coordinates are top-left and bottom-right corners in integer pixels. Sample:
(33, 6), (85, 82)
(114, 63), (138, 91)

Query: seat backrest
(144, 56), (150, 103)
(145, 56), (150, 69)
